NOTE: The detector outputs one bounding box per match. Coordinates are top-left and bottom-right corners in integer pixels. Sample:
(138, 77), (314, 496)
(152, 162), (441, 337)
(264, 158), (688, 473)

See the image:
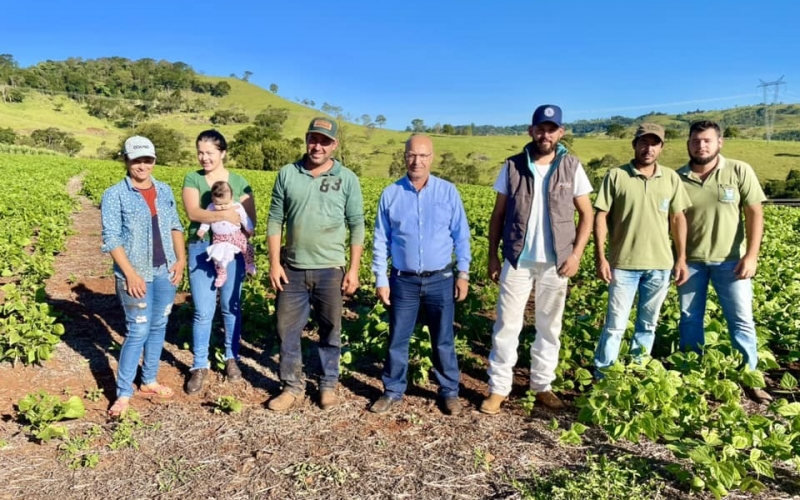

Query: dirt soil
(0, 180), (794, 499)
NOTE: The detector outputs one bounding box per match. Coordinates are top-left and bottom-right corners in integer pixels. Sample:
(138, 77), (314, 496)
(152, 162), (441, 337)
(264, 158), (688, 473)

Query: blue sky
(2, 0), (798, 130)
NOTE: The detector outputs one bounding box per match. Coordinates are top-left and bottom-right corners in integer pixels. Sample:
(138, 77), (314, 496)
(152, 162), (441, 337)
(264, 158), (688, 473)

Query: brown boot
(319, 388), (338, 411)
(186, 368), (208, 395)
(535, 391), (565, 410)
(479, 393), (506, 415)
(268, 390), (302, 412)
(225, 358), (242, 382)
(743, 386), (773, 404)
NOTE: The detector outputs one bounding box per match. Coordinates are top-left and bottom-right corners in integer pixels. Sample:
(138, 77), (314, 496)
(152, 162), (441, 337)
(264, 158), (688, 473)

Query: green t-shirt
(182, 170), (253, 240)
(676, 155), (766, 262)
(267, 159), (365, 269)
(595, 162), (692, 270)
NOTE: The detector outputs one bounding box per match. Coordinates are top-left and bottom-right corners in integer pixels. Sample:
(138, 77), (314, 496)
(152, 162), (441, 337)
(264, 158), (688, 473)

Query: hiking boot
(267, 390), (302, 412)
(535, 391), (565, 410)
(225, 358), (242, 382)
(441, 397), (462, 416)
(479, 393), (506, 415)
(369, 395), (401, 414)
(319, 388), (338, 411)
(186, 368), (208, 395)
(743, 386), (773, 404)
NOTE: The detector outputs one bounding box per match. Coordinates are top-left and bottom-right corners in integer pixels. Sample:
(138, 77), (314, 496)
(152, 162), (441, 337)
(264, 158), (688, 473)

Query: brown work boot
(441, 397), (462, 416)
(268, 390), (302, 412)
(479, 393), (506, 415)
(225, 358), (242, 382)
(319, 388), (338, 411)
(369, 395), (401, 414)
(743, 386), (773, 404)
(535, 391), (565, 410)
(186, 368), (208, 395)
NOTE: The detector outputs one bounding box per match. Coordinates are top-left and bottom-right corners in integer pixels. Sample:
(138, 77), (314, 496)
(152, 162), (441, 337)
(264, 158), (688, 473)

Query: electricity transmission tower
(758, 76), (786, 141)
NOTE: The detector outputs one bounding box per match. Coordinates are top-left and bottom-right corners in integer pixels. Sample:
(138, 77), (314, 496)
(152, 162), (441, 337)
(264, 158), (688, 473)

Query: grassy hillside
(2, 79), (800, 183)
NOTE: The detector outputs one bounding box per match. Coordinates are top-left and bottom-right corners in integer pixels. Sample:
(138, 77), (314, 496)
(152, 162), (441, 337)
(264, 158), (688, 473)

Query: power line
(571, 93), (763, 117)
(757, 76), (786, 141)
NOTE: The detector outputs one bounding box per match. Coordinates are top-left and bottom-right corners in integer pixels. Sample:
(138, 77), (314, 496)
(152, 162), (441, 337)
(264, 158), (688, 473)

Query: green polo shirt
(183, 170), (253, 240)
(595, 162), (691, 270)
(267, 159), (365, 269)
(676, 154), (765, 262)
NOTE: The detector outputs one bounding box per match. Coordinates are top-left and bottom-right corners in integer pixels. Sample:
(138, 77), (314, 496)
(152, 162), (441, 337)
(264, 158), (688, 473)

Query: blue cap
(531, 104), (563, 127)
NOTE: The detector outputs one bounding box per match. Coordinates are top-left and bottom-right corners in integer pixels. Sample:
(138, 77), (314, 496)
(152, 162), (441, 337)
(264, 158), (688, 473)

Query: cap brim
(126, 152), (156, 160)
(307, 131), (337, 141)
(532, 120), (563, 127)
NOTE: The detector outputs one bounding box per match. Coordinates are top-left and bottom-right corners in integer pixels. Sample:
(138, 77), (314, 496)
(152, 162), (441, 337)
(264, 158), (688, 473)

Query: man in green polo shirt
(266, 117), (365, 412)
(676, 120), (771, 404)
(593, 123), (691, 375)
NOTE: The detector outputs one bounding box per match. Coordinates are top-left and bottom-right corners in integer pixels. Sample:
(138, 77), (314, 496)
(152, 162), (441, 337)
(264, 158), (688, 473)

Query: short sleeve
(573, 163), (594, 197)
(492, 164), (509, 196)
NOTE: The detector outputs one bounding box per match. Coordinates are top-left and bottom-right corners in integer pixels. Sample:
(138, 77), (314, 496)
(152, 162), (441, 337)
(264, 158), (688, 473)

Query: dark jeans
(382, 271), (460, 399)
(275, 266), (344, 393)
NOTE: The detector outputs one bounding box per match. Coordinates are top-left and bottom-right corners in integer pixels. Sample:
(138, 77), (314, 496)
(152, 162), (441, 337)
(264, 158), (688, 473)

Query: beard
(689, 149), (720, 166)
(535, 139), (556, 155)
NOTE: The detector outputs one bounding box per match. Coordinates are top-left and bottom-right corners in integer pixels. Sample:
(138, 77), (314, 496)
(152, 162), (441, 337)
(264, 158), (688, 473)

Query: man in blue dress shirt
(370, 134), (472, 415)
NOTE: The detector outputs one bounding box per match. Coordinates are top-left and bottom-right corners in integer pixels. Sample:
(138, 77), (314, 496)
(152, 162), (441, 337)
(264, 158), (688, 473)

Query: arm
(451, 189), (471, 302)
(236, 204), (255, 236)
(594, 210), (612, 283)
(735, 203), (764, 279)
(240, 191), (257, 230)
(182, 187), (240, 226)
(372, 194), (392, 305)
(558, 194), (593, 278)
(267, 174), (287, 290)
(108, 247), (146, 299)
(488, 193), (507, 282)
(169, 229), (186, 286)
(670, 211), (689, 286)
(341, 175), (366, 295)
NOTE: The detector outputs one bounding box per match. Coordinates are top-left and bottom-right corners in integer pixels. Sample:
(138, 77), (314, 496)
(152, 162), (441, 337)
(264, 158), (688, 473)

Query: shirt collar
(625, 161), (664, 178)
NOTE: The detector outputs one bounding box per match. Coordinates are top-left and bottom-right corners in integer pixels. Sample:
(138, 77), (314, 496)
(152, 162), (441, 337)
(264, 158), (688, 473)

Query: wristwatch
(457, 271), (469, 281)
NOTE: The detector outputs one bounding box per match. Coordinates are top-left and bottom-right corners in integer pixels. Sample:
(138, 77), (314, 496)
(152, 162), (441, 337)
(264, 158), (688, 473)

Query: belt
(392, 265), (452, 278)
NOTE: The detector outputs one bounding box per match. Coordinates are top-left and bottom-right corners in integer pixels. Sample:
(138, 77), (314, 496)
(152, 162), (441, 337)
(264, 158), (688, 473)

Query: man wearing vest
(677, 120), (772, 404)
(480, 105), (594, 414)
(593, 123), (691, 376)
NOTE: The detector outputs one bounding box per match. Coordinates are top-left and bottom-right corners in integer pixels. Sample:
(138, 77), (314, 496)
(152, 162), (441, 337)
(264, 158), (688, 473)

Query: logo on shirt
(557, 181), (573, 189)
(720, 186), (736, 203)
(659, 198), (670, 212)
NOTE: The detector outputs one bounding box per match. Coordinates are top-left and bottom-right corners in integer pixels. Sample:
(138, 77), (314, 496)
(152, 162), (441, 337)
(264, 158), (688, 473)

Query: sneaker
(225, 358), (242, 382)
(267, 390), (302, 412)
(369, 395), (401, 414)
(479, 393), (506, 415)
(535, 391), (565, 410)
(441, 397), (462, 416)
(186, 368), (208, 395)
(743, 386), (773, 404)
(319, 388), (338, 411)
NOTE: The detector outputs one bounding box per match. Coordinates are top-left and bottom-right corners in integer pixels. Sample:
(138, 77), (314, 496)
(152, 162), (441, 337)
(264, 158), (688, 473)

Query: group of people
(100, 105), (770, 418)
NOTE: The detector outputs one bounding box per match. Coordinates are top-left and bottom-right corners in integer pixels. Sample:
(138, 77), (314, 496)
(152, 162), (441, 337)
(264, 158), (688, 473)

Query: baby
(196, 180), (256, 287)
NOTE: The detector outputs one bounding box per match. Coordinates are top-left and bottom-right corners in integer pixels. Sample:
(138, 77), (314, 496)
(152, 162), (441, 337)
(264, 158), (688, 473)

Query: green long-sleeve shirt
(267, 159), (365, 269)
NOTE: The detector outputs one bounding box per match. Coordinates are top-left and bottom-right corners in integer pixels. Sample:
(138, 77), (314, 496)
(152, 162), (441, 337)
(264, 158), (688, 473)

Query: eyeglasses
(130, 157), (156, 165)
(404, 153), (432, 161)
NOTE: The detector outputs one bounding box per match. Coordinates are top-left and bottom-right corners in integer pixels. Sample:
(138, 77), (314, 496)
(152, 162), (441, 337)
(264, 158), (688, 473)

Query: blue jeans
(115, 265), (176, 398)
(594, 269), (671, 372)
(275, 266), (343, 393)
(188, 240), (245, 370)
(678, 260), (758, 369)
(382, 271), (460, 400)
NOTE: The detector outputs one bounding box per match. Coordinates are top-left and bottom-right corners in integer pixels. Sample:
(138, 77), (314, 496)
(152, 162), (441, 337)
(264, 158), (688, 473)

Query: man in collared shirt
(676, 120), (771, 404)
(370, 134), (471, 415)
(266, 117), (365, 412)
(593, 123), (691, 375)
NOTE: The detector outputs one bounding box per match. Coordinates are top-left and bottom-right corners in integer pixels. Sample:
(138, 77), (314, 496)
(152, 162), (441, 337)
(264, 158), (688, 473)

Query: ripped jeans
(115, 264), (177, 398)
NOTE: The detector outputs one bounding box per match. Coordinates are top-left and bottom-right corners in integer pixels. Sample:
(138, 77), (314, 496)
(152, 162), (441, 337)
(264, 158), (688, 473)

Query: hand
(196, 229), (206, 239)
(221, 207), (241, 225)
(734, 254), (758, 280)
(269, 262), (288, 291)
(124, 272), (147, 299)
(454, 278), (469, 302)
(596, 258), (612, 283)
(341, 268), (360, 295)
(673, 258), (689, 286)
(376, 286), (391, 306)
(169, 258), (186, 286)
(488, 254), (502, 283)
(558, 253), (581, 278)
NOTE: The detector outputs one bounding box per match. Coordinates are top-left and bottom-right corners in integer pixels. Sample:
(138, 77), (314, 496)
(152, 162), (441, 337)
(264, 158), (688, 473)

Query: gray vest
(502, 144), (580, 268)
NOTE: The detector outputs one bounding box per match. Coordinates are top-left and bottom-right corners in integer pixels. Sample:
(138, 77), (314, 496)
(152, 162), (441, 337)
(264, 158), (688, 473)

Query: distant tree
(375, 114), (387, 128)
(764, 169), (800, 198)
(242, 71), (253, 82)
(269, 83), (279, 94)
(360, 114), (372, 126)
(0, 127), (16, 145)
(253, 107), (289, 133)
(122, 123), (187, 165)
(437, 152), (479, 184)
(606, 123), (627, 138)
(262, 138), (302, 170)
(442, 124), (455, 135)
(210, 109), (249, 125)
(560, 133), (574, 149)
(411, 118), (425, 133)
(388, 150), (406, 178)
(210, 81), (231, 97)
(30, 128), (82, 156)
(723, 126), (740, 139)
(586, 154), (621, 188)
(664, 128), (681, 140)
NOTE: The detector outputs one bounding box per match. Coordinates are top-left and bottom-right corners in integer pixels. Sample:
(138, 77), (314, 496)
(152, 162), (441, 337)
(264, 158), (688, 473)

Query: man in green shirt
(676, 120), (771, 404)
(266, 117), (365, 412)
(594, 123), (691, 375)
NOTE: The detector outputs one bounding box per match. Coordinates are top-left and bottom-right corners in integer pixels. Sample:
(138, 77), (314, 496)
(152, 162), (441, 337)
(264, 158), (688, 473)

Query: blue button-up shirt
(372, 175), (471, 288)
(101, 176), (183, 281)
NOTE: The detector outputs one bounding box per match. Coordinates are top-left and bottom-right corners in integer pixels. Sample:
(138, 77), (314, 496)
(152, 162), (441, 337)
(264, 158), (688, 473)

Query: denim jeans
(382, 271), (460, 400)
(594, 269), (671, 372)
(188, 240), (245, 370)
(678, 260), (758, 369)
(275, 266), (344, 393)
(115, 265), (176, 398)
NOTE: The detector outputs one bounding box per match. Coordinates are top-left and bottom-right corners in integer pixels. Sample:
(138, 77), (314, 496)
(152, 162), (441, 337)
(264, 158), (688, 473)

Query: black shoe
(370, 395), (401, 414)
(440, 397), (462, 416)
(186, 368), (208, 395)
(225, 359), (242, 382)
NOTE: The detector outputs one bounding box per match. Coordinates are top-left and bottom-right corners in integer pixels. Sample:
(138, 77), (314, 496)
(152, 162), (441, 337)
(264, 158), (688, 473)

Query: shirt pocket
(433, 202), (452, 230)
(718, 184), (737, 204)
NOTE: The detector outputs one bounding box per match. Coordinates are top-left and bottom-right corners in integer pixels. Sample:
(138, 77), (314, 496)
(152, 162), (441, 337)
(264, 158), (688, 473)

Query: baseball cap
(531, 104), (563, 127)
(633, 123), (665, 143)
(123, 136), (156, 160)
(306, 117), (338, 141)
